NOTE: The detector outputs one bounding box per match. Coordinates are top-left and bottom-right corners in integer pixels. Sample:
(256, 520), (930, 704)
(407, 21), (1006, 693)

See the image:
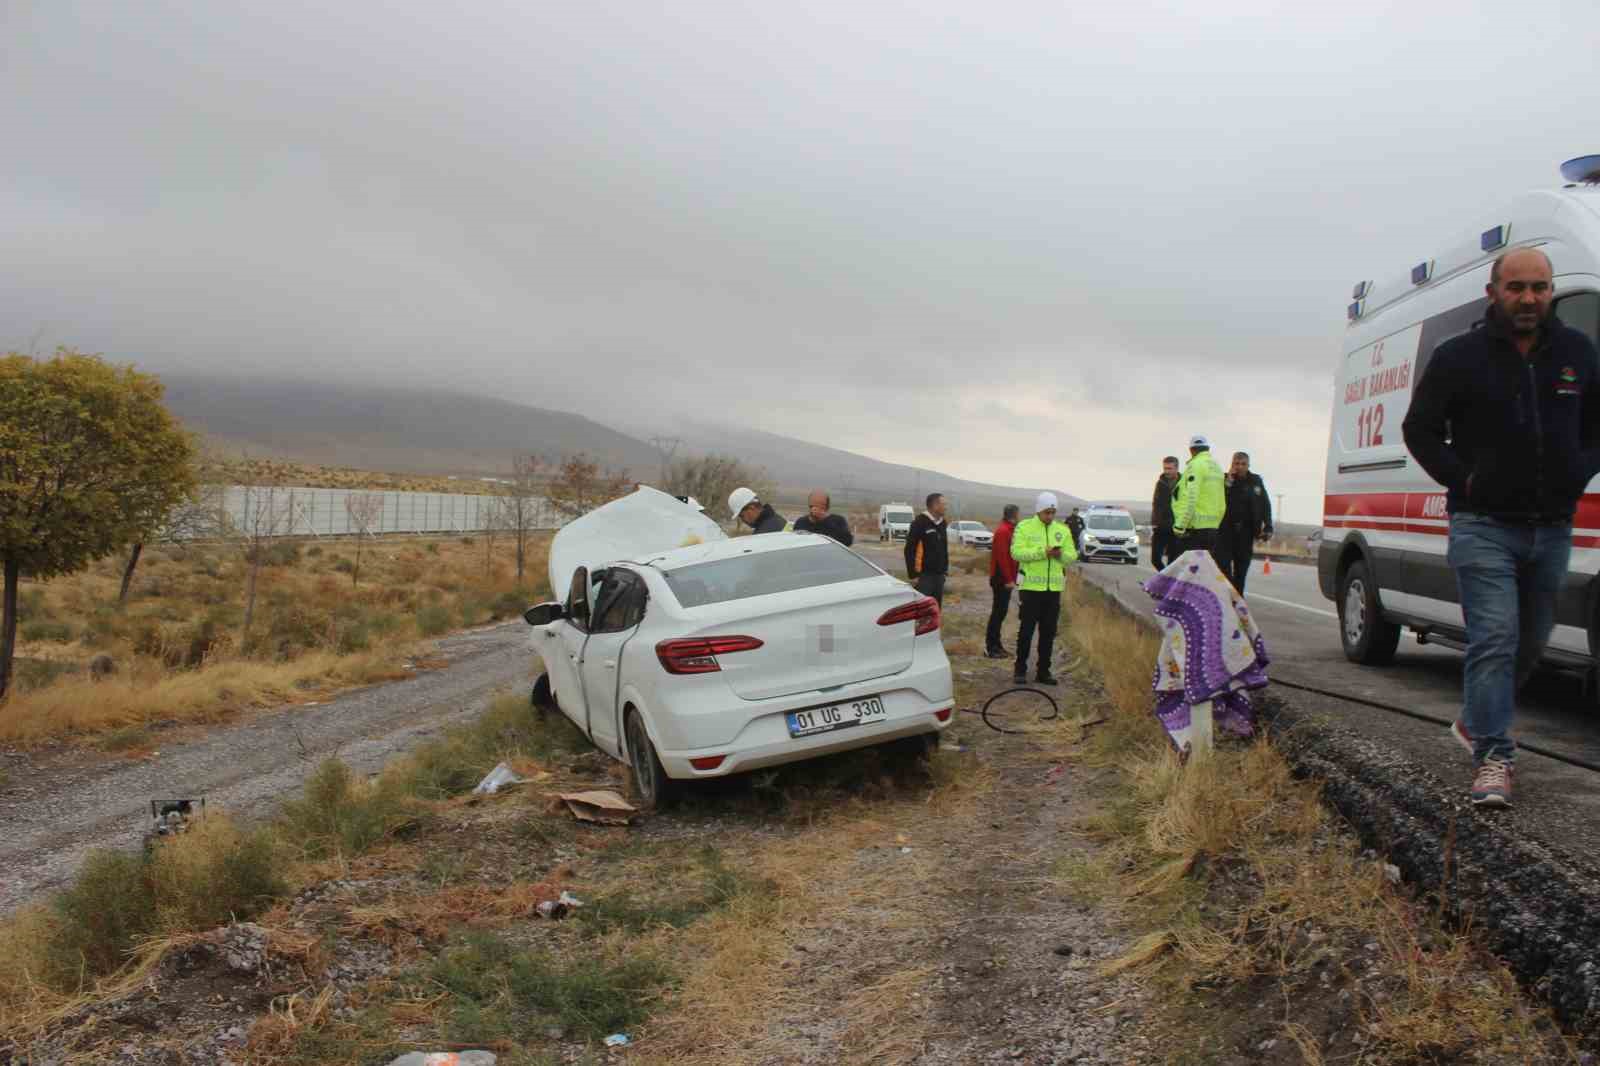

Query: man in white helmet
(728, 487), (787, 534)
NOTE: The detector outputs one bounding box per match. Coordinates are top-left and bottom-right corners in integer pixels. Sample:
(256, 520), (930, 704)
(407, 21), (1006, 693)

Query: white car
(951, 521), (993, 549)
(525, 487), (954, 808)
(1079, 505), (1139, 565)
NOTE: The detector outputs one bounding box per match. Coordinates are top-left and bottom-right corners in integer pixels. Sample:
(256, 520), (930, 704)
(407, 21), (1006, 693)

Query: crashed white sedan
(524, 487), (954, 807)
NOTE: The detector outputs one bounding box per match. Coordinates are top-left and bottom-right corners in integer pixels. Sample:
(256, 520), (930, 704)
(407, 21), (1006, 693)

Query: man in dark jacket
(1217, 452), (1272, 593)
(1150, 456), (1181, 570)
(1402, 247), (1600, 809)
(1065, 508), (1085, 554)
(729, 487), (786, 534)
(904, 492), (950, 605)
(985, 504), (1020, 657)
(791, 490), (853, 545)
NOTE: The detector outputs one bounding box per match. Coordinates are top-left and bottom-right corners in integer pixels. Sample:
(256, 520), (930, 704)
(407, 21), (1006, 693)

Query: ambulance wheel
(1338, 559), (1400, 665)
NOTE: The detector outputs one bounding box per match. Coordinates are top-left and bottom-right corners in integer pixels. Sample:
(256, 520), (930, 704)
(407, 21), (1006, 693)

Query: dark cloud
(2, 0), (1594, 520)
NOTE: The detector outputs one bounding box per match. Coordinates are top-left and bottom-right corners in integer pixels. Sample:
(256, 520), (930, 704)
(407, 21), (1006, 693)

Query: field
(198, 455), (511, 495)
(2, 532), (550, 746)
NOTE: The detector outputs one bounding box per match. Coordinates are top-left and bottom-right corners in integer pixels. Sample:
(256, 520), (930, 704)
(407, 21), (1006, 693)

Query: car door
(538, 567), (591, 730)
(579, 569), (647, 757)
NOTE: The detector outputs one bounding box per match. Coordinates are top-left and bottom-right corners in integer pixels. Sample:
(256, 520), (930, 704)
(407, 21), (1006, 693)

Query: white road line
(1248, 594), (1338, 619)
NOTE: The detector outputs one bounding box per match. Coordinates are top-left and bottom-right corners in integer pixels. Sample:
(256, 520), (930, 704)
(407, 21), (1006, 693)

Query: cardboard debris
(554, 789), (637, 824)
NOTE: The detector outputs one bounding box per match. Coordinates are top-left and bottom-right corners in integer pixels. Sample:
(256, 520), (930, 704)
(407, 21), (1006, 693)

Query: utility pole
(648, 436), (681, 490)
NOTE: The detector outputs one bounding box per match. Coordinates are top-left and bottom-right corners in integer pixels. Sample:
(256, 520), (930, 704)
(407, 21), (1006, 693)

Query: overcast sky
(4, 1), (1597, 523)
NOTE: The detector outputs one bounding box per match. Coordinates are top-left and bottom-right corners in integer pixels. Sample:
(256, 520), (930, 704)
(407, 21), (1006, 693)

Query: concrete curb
(1079, 570), (1600, 1040)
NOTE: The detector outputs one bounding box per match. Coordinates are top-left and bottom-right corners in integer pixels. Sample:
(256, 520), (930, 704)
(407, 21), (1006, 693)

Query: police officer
(1171, 435), (1226, 559)
(1010, 492), (1078, 686)
(1218, 452), (1273, 592)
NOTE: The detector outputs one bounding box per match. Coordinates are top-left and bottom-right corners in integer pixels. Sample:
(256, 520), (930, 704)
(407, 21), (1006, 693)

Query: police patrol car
(1319, 155), (1600, 685)
(1079, 504), (1139, 565)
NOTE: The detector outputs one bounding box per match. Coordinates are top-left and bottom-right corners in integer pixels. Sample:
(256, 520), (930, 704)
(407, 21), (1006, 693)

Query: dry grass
(1, 534), (550, 745)
(1058, 577), (1573, 1062)
(200, 456), (507, 495)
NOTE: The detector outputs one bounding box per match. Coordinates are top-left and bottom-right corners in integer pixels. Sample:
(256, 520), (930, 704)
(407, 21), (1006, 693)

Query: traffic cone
(1262, 557), (1272, 575)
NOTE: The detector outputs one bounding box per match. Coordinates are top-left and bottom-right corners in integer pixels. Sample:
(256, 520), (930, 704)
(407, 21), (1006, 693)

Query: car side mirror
(523, 601), (566, 626)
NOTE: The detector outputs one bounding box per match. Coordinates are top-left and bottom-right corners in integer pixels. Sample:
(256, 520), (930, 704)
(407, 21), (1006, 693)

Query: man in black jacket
(904, 492), (950, 605)
(1402, 247), (1600, 808)
(1150, 456), (1181, 570)
(729, 487), (786, 534)
(792, 490), (854, 545)
(1217, 452), (1272, 593)
(1065, 508), (1085, 554)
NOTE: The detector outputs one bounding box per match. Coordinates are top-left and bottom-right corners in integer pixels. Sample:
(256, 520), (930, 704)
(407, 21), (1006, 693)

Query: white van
(1079, 504), (1139, 565)
(879, 502), (915, 542)
(1319, 158), (1600, 682)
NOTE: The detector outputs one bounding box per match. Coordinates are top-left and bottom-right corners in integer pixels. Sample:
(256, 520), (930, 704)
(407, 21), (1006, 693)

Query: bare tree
(501, 455), (547, 584)
(668, 454), (771, 521)
(343, 491), (384, 587)
(118, 481), (231, 605)
(239, 485), (292, 636)
(545, 452), (633, 518)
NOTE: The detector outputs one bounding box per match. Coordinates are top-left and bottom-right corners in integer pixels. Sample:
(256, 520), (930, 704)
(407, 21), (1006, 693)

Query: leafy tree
(0, 351), (196, 700)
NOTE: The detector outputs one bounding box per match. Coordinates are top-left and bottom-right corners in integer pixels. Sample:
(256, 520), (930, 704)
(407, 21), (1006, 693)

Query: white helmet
(728, 486), (759, 519)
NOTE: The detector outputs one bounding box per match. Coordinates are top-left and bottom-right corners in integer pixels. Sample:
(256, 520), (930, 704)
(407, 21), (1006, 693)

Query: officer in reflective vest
(1171, 435), (1226, 560)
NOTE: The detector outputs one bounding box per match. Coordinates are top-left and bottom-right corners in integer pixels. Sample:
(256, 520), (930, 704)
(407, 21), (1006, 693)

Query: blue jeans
(1446, 513), (1572, 765)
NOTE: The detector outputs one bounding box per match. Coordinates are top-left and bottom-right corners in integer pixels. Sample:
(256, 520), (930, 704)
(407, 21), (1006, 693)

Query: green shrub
(305, 545), (323, 558)
(277, 759), (422, 859)
(425, 541), (440, 555)
(491, 589), (533, 620)
(21, 620), (74, 644)
(416, 604), (452, 636)
(338, 623), (371, 653)
(17, 588), (49, 622)
(332, 558), (356, 575)
(49, 850), (156, 977)
(367, 611), (402, 637)
(262, 542), (302, 567)
(430, 930), (671, 1043)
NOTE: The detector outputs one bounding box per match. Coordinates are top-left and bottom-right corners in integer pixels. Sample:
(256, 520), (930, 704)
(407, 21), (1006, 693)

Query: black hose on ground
(957, 685), (1060, 734)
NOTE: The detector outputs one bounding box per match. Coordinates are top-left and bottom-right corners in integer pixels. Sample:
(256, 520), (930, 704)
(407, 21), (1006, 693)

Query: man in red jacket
(985, 504), (1021, 658)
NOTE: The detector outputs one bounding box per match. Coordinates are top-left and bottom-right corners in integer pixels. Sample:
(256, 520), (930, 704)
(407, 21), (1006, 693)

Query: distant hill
(609, 418), (1084, 517)
(159, 374), (663, 477)
(157, 374), (1081, 516)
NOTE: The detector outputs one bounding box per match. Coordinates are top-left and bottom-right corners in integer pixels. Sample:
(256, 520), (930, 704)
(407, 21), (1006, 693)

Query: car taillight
(655, 636), (764, 674)
(876, 596), (941, 636)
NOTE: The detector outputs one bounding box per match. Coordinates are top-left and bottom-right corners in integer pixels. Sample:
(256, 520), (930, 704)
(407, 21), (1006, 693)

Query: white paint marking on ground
(1247, 594), (1338, 620)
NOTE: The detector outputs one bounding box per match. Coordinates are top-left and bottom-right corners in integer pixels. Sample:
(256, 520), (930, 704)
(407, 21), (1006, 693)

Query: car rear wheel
(1337, 559), (1401, 665)
(624, 708), (679, 811)
(530, 673), (552, 720)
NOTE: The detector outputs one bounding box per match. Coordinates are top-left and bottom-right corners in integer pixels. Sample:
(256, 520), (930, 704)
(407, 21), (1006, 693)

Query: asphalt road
(1075, 549), (1600, 857)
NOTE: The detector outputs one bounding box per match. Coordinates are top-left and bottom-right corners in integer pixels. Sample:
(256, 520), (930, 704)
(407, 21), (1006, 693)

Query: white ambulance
(1319, 156), (1600, 683)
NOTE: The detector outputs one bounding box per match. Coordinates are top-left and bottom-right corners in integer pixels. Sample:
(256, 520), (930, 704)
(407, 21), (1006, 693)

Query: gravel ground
(0, 622), (535, 917)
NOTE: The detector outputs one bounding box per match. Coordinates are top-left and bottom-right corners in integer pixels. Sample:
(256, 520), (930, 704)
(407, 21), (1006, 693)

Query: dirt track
(0, 623), (534, 917)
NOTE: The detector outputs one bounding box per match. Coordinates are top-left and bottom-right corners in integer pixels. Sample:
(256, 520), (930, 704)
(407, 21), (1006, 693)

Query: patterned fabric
(1143, 549), (1270, 753)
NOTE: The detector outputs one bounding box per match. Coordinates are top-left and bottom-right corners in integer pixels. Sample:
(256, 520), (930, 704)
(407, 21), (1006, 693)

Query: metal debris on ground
(472, 761), (527, 795)
(554, 789), (638, 824)
(144, 797), (204, 847)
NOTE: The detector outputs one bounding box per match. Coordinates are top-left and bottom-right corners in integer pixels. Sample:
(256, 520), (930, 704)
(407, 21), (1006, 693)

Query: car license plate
(787, 696), (887, 738)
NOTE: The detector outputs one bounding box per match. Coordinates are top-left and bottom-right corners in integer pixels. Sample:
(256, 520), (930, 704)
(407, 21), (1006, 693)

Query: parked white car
(525, 487), (954, 808)
(951, 520), (993, 549)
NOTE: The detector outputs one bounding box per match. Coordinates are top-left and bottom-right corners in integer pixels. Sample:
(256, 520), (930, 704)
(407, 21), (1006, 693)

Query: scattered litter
(1043, 764), (1065, 785)
(950, 743), (970, 752)
(1052, 944), (1074, 957)
(555, 789), (637, 824)
(386, 1052), (497, 1066)
(473, 761), (528, 795)
(1383, 862), (1401, 885)
(536, 891), (586, 919)
(147, 797), (204, 841)
(899, 846), (913, 854)
(603, 1033), (631, 1047)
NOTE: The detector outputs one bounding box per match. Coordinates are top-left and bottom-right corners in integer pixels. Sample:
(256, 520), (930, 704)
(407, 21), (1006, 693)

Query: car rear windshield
(1088, 514), (1134, 530)
(662, 544), (882, 608)
(886, 511), (913, 523)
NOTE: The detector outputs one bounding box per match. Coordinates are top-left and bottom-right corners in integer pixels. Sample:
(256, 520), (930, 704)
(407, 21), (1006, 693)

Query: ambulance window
(1556, 292), (1600, 348)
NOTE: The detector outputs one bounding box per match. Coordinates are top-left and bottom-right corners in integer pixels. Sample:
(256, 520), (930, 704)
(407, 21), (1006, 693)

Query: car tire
(882, 732), (937, 761)
(530, 673), (553, 720)
(624, 707), (679, 811)
(1337, 559), (1401, 665)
